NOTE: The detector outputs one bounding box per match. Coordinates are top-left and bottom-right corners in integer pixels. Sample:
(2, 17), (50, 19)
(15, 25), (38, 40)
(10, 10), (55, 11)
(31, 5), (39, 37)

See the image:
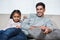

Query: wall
(0, 0), (60, 15)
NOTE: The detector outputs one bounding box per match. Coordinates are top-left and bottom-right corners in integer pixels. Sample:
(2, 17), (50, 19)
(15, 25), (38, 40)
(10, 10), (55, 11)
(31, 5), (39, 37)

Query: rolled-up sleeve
(21, 14), (33, 30)
(21, 19), (31, 30)
(45, 18), (57, 31)
(21, 14), (35, 30)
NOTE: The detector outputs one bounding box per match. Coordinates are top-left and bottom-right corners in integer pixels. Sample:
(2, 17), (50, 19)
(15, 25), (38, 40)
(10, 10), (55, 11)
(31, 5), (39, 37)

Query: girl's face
(12, 13), (21, 23)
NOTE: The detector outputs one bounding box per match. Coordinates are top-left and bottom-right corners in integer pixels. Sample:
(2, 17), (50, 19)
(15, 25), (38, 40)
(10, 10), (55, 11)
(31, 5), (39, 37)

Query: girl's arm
(4, 19), (13, 30)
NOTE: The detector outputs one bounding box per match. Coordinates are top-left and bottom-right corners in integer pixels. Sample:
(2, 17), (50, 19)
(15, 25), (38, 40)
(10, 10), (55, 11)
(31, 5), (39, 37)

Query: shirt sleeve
(4, 19), (13, 30)
(22, 20), (31, 30)
(45, 18), (57, 31)
(21, 14), (32, 30)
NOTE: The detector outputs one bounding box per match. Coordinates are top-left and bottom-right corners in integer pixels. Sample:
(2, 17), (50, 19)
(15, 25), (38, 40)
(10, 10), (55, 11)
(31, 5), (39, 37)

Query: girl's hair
(10, 10), (21, 19)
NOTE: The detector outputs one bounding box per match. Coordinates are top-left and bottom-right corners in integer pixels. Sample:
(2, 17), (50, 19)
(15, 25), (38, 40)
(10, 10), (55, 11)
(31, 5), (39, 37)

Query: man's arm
(21, 14), (35, 30)
(43, 18), (57, 34)
(40, 18), (57, 34)
(21, 18), (31, 30)
(45, 18), (56, 31)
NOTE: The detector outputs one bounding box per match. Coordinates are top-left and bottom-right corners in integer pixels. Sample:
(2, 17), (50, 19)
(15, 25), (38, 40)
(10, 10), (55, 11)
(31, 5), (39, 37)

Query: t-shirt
(4, 19), (21, 30)
(22, 14), (56, 38)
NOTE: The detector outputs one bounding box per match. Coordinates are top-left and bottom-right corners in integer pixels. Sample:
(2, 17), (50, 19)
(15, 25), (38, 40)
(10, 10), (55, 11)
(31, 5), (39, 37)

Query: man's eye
(40, 8), (43, 10)
(36, 9), (39, 10)
(17, 16), (20, 18)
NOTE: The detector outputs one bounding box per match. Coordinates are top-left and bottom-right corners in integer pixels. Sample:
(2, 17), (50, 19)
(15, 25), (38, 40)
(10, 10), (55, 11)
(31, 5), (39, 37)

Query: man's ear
(44, 9), (45, 12)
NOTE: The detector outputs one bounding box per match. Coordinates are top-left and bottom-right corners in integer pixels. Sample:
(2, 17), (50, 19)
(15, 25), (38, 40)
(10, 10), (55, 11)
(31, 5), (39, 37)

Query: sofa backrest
(0, 14), (60, 30)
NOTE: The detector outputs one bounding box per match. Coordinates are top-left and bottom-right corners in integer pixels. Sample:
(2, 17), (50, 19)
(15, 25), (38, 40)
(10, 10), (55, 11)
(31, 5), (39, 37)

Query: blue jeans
(9, 31), (27, 40)
(0, 30), (4, 40)
(0, 28), (27, 40)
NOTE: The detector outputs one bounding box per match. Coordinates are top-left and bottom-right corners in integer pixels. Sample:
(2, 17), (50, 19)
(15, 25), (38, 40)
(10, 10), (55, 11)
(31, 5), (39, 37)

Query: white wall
(0, 0), (60, 15)
(33, 0), (60, 15)
(0, 0), (34, 14)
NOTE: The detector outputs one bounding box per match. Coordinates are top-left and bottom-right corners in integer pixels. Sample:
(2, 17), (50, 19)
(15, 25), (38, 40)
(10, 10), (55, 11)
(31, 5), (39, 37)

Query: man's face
(36, 5), (45, 17)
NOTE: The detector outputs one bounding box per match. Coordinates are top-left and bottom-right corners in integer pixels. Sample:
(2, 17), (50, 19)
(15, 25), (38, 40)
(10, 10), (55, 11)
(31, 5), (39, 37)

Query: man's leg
(44, 29), (60, 40)
(36, 31), (46, 40)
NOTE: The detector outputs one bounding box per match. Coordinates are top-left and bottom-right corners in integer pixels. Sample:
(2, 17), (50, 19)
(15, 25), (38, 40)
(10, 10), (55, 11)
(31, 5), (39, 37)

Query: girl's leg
(0, 30), (5, 40)
(3, 28), (22, 40)
(9, 31), (27, 40)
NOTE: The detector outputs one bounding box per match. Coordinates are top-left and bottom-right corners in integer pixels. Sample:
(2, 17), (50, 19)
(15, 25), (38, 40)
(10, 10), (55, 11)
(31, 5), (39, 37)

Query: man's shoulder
(43, 16), (51, 22)
(29, 13), (36, 16)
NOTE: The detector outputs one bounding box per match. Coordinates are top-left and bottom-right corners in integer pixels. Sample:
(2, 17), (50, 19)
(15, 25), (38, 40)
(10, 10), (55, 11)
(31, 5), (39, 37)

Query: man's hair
(36, 2), (45, 9)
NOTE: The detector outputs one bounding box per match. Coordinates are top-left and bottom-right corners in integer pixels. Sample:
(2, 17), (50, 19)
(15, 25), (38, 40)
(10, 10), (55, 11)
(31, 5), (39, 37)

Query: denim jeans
(9, 31), (27, 40)
(0, 28), (27, 40)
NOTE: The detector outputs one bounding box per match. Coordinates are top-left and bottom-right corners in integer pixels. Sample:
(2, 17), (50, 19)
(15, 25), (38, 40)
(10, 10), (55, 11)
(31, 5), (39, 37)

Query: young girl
(4, 10), (22, 30)
(1, 10), (27, 40)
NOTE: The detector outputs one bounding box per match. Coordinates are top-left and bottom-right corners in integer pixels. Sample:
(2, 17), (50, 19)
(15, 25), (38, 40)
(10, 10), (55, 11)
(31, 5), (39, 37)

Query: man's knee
(44, 30), (58, 40)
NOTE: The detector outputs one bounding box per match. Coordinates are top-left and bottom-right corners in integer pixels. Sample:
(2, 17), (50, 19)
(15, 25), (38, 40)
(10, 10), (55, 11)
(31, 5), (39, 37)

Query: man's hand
(29, 26), (35, 30)
(40, 26), (46, 31)
(43, 28), (52, 34)
(40, 26), (52, 34)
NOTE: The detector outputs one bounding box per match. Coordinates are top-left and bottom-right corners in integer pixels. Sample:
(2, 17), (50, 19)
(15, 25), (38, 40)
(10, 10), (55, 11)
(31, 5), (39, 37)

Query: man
(22, 2), (60, 40)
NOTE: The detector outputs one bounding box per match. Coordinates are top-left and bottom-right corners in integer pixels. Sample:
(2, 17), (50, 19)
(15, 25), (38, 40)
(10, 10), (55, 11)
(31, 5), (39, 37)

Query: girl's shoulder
(8, 19), (14, 24)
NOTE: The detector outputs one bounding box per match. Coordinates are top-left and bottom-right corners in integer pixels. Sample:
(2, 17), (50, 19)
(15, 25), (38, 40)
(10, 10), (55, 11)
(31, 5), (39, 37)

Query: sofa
(0, 14), (60, 29)
(0, 14), (60, 40)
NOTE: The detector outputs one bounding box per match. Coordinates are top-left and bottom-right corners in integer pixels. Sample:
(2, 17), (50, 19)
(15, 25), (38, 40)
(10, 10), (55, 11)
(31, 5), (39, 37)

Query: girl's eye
(13, 16), (20, 18)
(14, 16), (16, 18)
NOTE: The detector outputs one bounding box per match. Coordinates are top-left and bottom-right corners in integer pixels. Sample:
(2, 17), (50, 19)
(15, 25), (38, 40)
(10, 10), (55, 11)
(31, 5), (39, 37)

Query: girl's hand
(16, 25), (20, 28)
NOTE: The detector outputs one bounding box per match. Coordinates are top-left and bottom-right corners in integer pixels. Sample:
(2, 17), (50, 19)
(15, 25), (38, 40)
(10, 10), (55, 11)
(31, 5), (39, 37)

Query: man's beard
(36, 13), (44, 17)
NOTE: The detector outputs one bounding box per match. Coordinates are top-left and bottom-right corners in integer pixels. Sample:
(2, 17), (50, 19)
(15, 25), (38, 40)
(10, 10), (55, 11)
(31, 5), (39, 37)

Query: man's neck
(36, 14), (44, 17)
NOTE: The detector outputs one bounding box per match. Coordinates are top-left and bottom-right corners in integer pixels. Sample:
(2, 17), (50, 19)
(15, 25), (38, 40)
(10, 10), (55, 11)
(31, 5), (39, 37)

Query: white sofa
(0, 14), (60, 30)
